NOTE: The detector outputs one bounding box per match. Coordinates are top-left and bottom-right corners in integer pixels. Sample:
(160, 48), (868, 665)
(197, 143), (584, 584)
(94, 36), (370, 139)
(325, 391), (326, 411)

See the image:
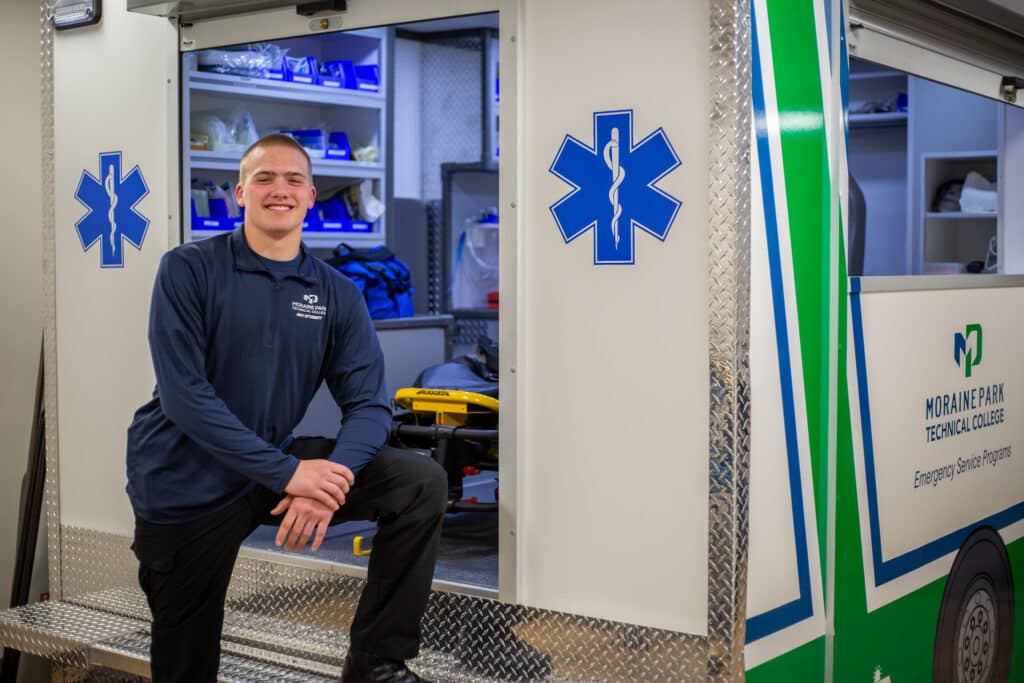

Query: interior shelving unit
(485, 30), (499, 163)
(848, 57), (1004, 275)
(181, 28), (389, 250)
(848, 111), (908, 128)
(847, 62), (910, 275)
(848, 69), (909, 130)
(921, 151), (998, 272)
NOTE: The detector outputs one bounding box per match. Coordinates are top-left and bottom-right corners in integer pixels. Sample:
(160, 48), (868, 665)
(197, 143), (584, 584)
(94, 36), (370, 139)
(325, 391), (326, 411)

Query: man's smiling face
(236, 143), (316, 240)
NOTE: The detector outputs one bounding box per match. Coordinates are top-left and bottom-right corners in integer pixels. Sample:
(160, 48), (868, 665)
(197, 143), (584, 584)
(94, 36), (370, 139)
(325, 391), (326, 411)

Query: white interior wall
(908, 76), (999, 272)
(54, 4), (177, 534)
(519, 0), (710, 633)
(0, 0), (44, 609)
(908, 77), (999, 155)
(850, 127), (908, 275)
(393, 37), (423, 199)
(1001, 105), (1024, 273)
(394, 34), (485, 201)
(420, 40), (482, 200)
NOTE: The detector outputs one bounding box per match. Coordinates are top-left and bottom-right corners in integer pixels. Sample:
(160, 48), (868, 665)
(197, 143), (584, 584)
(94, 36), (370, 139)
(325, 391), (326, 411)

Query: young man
(126, 133), (445, 683)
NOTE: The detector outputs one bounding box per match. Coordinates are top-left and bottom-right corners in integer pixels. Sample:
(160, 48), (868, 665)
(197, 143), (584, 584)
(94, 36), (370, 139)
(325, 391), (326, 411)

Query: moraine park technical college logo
(549, 109), (681, 265)
(75, 151), (150, 268)
(954, 323), (983, 378)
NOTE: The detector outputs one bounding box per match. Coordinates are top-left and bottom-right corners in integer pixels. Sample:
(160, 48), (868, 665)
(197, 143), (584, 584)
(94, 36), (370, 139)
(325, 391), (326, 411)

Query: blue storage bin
(196, 217), (223, 230)
(319, 219), (373, 233)
(345, 220), (373, 233)
(320, 60), (357, 89)
(302, 207), (322, 231)
(208, 197), (229, 218)
(285, 56), (319, 85)
(325, 131), (351, 160)
(317, 196), (350, 220)
(281, 128), (326, 158)
(354, 64), (379, 92)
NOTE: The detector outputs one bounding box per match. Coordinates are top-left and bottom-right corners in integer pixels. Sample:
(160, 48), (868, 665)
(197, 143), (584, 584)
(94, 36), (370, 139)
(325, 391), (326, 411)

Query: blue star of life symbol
(75, 151), (150, 268)
(549, 109), (681, 265)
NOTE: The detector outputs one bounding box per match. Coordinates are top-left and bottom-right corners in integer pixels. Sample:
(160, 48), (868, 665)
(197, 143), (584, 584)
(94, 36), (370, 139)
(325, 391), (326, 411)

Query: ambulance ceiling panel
(394, 14), (497, 32)
(128, 0), (498, 28)
(933, 0), (1024, 38)
(128, 0), (304, 22)
(850, 0), (1024, 89)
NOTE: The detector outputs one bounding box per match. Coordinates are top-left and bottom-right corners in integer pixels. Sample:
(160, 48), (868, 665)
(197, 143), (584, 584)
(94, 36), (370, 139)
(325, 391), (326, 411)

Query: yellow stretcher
(393, 388), (499, 427)
(353, 387), (500, 556)
(391, 387), (499, 509)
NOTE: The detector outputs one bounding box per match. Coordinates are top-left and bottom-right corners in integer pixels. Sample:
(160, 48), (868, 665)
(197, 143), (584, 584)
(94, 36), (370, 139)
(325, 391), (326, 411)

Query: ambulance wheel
(933, 526), (1014, 683)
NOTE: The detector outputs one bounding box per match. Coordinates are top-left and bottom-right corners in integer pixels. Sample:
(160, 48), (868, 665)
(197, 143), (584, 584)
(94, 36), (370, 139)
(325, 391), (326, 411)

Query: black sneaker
(341, 650), (433, 683)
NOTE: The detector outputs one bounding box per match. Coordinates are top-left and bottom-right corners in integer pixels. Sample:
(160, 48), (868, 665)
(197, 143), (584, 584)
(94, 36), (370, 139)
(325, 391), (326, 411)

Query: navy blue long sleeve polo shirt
(126, 228), (391, 524)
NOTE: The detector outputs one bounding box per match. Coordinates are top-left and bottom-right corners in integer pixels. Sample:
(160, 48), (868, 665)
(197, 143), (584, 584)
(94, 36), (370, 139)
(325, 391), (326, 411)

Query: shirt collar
(230, 226), (319, 285)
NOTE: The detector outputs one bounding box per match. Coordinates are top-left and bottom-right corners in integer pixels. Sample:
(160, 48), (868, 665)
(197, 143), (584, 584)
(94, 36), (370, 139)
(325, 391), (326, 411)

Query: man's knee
(379, 447), (448, 517)
(420, 455), (448, 516)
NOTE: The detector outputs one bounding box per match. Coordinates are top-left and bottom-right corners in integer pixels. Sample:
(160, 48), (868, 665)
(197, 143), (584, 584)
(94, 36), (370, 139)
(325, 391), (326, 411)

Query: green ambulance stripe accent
(824, 0), (946, 678)
(834, 345), (946, 683)
(764, 0), (831, 566)
(748, 637), (826, 682)
(748, 1), (956, 679)
(827, 1), (942, 678)
(747, 0), (831, 679)
(750, 3), (1024, 681)
(1013, 538), (1024, 679)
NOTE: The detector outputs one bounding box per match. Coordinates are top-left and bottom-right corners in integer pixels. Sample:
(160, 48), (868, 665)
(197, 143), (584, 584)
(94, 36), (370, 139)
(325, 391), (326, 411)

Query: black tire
(933, 526), (1014, 683)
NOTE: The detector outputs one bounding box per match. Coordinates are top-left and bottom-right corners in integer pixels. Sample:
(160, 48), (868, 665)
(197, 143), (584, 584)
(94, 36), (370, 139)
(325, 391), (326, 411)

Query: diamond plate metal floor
(0, 588), (517, 682)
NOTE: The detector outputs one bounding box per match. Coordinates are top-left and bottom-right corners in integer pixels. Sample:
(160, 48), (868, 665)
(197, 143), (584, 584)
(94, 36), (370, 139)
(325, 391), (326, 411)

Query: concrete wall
(0, 0), (43, 606)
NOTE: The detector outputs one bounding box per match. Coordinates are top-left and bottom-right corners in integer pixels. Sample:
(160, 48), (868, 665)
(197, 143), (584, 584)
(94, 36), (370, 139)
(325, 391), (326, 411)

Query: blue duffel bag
(327, 243), (414, 319)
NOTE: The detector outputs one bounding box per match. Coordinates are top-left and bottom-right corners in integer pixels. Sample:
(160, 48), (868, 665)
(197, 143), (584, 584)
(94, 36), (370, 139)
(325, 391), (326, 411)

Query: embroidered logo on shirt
(292, 295), (326, 321)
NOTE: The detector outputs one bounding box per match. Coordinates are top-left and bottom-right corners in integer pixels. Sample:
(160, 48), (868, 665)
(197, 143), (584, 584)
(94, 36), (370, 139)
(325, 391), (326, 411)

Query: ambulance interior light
(52, 0), (101, 30)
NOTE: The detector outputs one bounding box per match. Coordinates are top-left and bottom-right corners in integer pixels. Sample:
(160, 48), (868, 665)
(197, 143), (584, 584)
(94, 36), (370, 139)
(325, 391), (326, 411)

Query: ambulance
(0, 0), (1021, 681)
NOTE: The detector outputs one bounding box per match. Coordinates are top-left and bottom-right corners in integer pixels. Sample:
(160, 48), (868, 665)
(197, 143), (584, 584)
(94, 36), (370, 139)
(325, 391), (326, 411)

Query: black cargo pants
(132, 442), (447, 683)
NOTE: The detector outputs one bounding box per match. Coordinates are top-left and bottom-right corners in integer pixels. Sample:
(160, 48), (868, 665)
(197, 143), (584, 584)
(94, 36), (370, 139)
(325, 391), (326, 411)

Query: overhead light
(52, 0), (101, 30)
(296, 0), (346, 17)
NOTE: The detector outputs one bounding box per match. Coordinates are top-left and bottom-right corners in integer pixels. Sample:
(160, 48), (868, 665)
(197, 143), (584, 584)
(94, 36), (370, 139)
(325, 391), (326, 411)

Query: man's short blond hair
(238, 133), (313, 184)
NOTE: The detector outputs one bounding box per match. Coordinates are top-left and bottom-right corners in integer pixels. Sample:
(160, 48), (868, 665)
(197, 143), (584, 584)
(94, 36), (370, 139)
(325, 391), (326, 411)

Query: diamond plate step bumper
(0, 588), (471, 682)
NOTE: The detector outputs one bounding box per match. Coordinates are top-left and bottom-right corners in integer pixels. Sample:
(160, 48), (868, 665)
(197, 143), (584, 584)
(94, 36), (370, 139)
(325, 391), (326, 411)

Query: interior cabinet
(848, 57), (1003, 275)
(921, 151), (998, 273)
(848, 68), (908, 129)
(182, 29), (389, 250)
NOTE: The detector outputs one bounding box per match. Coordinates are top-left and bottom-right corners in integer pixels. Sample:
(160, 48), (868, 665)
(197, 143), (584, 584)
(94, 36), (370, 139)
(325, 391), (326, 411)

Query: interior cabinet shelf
(849, 112), (907, 128)
(921, 152), (998, 268)
(190, 150), (385, 180)
(188, 70), (385, 109)
(848, 69), (904, 81)
(925, 212), (997, 220)
(190, 228), (381, 250)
